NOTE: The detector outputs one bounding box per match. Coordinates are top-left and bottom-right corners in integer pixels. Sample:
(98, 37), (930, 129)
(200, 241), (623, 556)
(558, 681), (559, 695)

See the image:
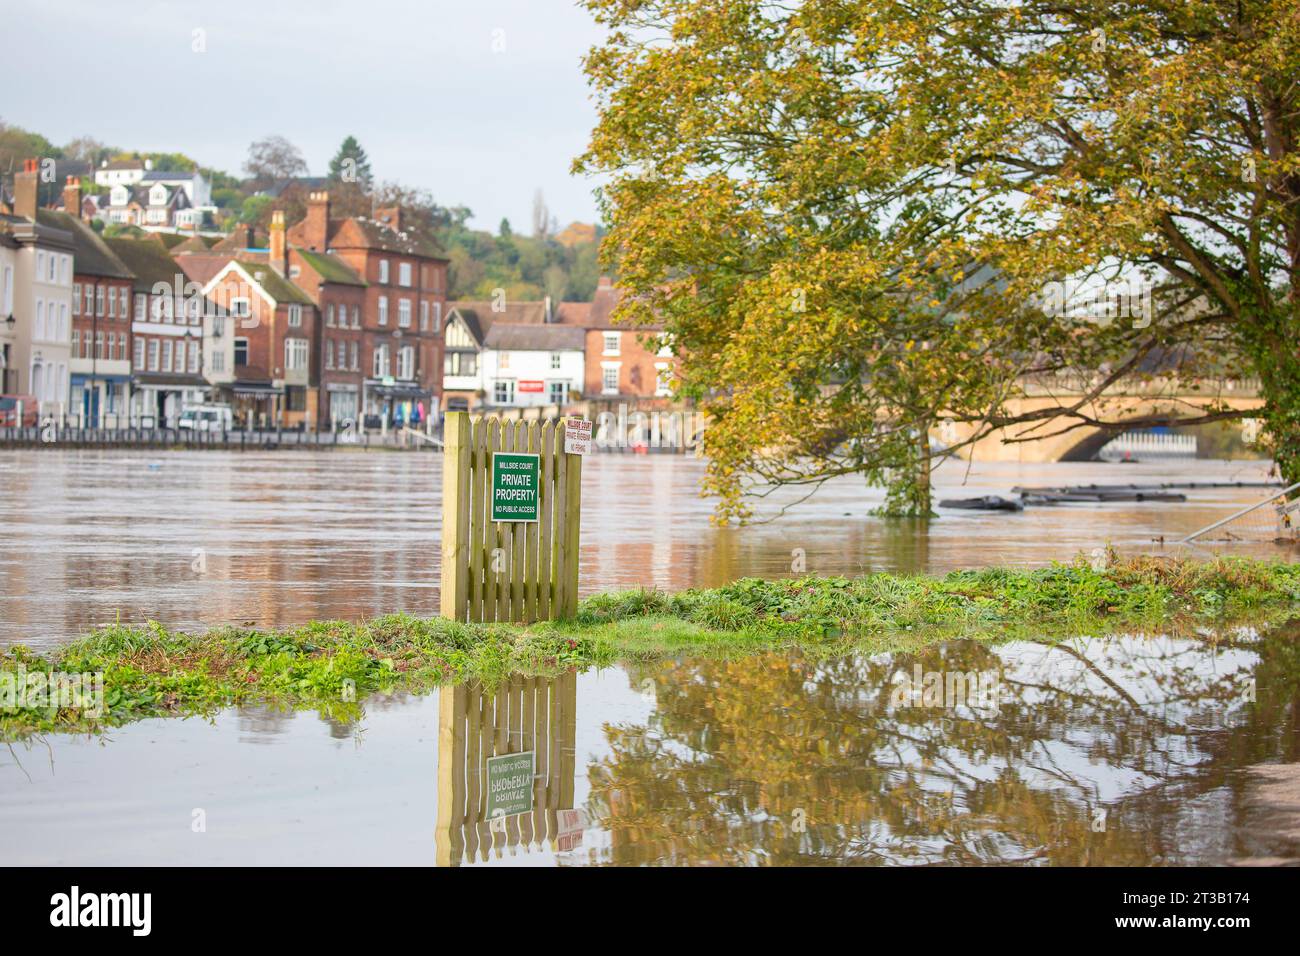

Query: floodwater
(0, 449), (1288, 650)
(2, 624), (1298, 865)
(2, 449), (1297, 866)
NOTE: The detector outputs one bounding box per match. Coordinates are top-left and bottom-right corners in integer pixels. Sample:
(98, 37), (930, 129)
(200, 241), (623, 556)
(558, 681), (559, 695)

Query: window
(211, 348), (225, 373)
(188, 297), (200, 325)
(230, 297), (250, 320)
(59, 303), (67, 340)
(2, 265), (12, 314)
(134, 338), (145, 369)
(602, 366), (620, 394)
(338, 340), (347, 370)
(50, 255), (58, 282)
(287, 304), (302, 327)
(189, 341), (200, 373)
(326, 305), (335, 327)
(419, 301), (428, 331)
(37, 252), (45, 280)
(351, 306), (360, 329)
(446, 320), (472, 348)
(398, 299), (411, 328)
(96, 286), (105, 316)
(494, 379), (515, 405)
(162, 339), (173, 372)
(325, 341), (335, 370)
(119, 289), (129, 318)
(135, 293), (146, 320)
(117, 333), (127, 360)
(499, 351), (510, 370)
(550, 352), (562, 370)
(444, 351), (476, 376)
(549, 380), (567, 404)
(431, 301), (441, 332)
(378, 260), (389, 283)
(95, 331), (104, 360)
(107, 287), (116, 318)
(71, 330), (80, 356)
(148, 340), (159, 371)
(398, 262), (412, 287)
(234, 338), (248, 366)
(35, 300), (44, 340)
(655, 363), (672, 396)
(603, 332), (620, 355)
(377, 296), (388, 326)
(285, 338), (308, 371)
(397, 345), (414, 380)
(72, 284), (81, 315)
(372, 343), (389, 377)
(350, 341), (358, 370)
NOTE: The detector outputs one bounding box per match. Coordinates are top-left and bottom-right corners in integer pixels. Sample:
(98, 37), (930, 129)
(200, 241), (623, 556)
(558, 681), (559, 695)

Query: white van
(178, 404), (233, 432)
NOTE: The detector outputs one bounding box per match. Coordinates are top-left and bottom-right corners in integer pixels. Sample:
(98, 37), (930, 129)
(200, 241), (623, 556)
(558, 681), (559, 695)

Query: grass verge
(3, 554), (1298, 739)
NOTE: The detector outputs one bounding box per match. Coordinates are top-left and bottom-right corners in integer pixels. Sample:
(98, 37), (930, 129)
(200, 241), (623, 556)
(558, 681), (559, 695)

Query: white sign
(564, 418), (592, 455)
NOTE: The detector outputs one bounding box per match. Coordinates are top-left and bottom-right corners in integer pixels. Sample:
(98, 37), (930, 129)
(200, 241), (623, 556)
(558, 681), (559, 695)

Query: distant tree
(532, 189), (551, 239)
(243, 135), (308, 186)
(499, 217), (513, 239)
(61, 135), (113, 166)
(327, 136), (373, 190)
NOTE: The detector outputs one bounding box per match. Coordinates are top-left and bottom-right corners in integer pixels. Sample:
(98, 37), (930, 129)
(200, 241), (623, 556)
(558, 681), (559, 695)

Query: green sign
(491, 452), (540, 523)
(486, 751), (535, 818)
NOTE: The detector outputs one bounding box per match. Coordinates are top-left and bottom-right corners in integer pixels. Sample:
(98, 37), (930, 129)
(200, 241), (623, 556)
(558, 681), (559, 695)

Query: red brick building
(287, 192), (447, 427)
(202, 258), (317, 429)
(556, 277), (674, 402)
(287, 242), (367, 429)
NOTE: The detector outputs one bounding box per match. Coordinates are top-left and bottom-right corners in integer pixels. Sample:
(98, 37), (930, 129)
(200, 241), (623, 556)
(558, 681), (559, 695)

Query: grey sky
(2, 0), (607, 232)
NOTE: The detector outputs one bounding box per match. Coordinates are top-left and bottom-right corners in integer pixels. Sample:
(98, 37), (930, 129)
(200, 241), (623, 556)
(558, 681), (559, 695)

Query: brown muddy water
(1, 449), (1297, 865)
(0, 449), (1287, 650)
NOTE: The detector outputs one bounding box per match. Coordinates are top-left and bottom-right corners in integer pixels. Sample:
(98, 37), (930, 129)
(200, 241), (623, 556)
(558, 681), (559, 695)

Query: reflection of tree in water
(585, 621), (1300, 865)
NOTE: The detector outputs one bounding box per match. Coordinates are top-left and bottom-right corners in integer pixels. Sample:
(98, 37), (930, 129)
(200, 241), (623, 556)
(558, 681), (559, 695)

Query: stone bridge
(941, 376), (1265, 464)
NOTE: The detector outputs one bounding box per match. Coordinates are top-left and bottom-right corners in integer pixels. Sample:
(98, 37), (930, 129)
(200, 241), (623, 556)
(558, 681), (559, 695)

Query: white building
(480, 323), (586, 408)
(0, 232), (17, 394)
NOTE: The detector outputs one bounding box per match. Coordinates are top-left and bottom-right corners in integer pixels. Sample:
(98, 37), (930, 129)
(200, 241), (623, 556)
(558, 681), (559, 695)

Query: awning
(228, 381), (282, 396)
(369, 382), (430, 400)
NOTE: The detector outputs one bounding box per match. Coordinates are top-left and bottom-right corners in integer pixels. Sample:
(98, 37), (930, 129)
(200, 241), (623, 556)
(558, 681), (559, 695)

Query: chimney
(62, 176), (82, 219)
(304, 191), (330, 251)
(269, 210), (287, 275)
(14, 159), (38, 221)
(544, 295), (553, 323)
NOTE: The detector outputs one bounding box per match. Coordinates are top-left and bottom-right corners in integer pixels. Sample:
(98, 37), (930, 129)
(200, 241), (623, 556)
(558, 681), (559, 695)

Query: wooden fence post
(440, 411), (471, 619)
(440, 414), (583, 623)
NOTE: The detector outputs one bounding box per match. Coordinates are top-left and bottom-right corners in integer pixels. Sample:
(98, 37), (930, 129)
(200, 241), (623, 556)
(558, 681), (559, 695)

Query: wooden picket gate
(440, 412), (582, 623)
(434, 673), (578, 866)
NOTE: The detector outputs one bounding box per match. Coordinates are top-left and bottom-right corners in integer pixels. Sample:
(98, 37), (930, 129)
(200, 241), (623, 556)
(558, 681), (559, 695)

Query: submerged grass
(3, 554), (1299, 738)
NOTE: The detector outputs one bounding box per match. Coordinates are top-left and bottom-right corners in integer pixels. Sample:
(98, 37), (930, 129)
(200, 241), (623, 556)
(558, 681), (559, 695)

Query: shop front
(130, 372), (207, 428)
(363, 378), (433, 430)
(70, 372), (130, 427)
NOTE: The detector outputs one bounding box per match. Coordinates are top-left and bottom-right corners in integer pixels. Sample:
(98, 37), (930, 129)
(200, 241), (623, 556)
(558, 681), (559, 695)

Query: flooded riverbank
(2, 622), (1297, 865)
(0, 449), (1288, 651)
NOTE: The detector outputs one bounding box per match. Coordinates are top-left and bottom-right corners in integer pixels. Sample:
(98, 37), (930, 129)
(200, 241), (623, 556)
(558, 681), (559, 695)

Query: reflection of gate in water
(435, 672), (577, 866)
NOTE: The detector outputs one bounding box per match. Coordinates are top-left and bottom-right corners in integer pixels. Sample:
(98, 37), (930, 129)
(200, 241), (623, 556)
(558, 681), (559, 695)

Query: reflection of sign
(518, 379), (544, 393)
(491, 452), (539, 522)
(555, 808), (585, 852)
(564, 418), (592, 455)
(486, 751), (535, 818)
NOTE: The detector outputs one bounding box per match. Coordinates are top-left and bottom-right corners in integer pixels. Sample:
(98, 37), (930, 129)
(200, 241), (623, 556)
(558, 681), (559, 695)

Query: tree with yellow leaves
(577, 0), (1300, 519)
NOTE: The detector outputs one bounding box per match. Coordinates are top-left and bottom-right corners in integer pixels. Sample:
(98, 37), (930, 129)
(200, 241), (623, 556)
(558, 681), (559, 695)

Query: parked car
(0, 394), (39, 427)
(178, 404), (233, 432)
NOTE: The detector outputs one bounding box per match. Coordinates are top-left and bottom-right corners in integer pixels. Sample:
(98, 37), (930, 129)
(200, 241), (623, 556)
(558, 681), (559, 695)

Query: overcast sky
(2, 0), (607, 232)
